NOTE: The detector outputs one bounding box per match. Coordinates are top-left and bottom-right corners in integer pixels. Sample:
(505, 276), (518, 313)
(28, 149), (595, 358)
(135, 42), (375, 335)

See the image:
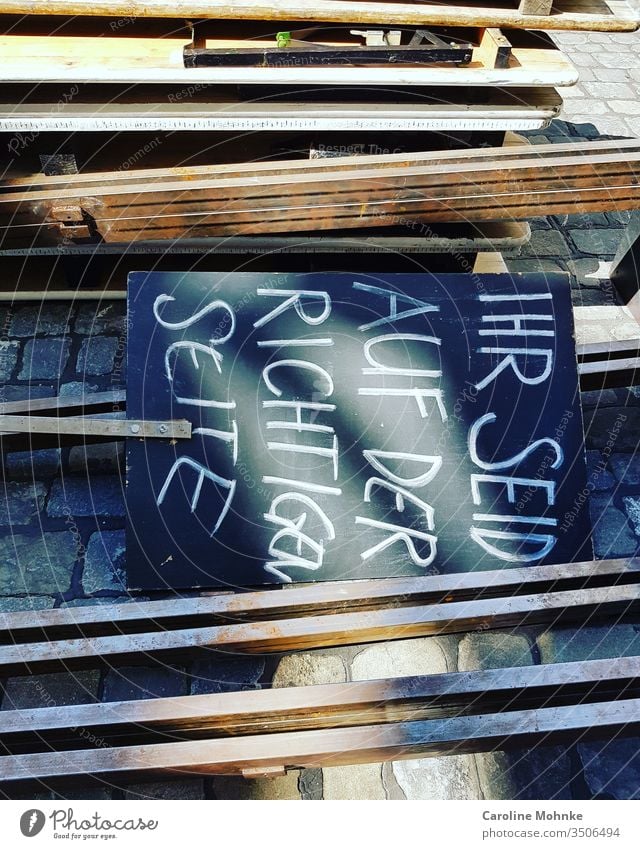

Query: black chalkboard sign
(126, 272), (592, 590)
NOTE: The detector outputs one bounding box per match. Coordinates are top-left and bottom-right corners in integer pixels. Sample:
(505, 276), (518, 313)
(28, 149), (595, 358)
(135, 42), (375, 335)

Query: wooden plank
(0, 90), (561, 133)
(0, 0), (635, 33)
(0, 34), (579, 86)
(519, 0), (554, 14)
(579, 357), (640, 389)
(2, 142), (639, 245)
(474, 27), (512, 69)
(0, 415), (191, 439)
(0, 389), (125, 415)
(0, 583), (637, 675)
(2, 698), (639, 785)
(2, 559), (635, 643)
(1, 656), (637, 754)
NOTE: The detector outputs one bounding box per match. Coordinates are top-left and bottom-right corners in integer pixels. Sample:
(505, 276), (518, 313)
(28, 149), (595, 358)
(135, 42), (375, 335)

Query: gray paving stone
(585, 450), (615, 492)
(589, 493), (638, 558)
(0, 531), (78, 594)
(10, 305), (71, 337)
(69, 442), (124, 474)
(582, 81), (635, 98)
(123, 781), (205, 800)
(559, 212), (611, 229)
(82, 530), (126, 594)
(521, 229), (570, 257)
(19, 338), (70, 380)
(1, 670), (100, 710)
(103, 666), (188, 702)
(0, 481), (46, 525)
(608, 210), (632, 226)
(609, 99), (640, 115)
(567, 118), (629, 137)
(476, 746), (573, 801)
(598, 54), (639, 70)
(584, 408), (640, 452)
(568, 229), (624, 257)
(610, 453), (640, 485)
(578, 739), (640, 799)
(506, 259), (565, 275)
(538, 625), (640, 665)
(0, 341), (19, 381)
(59, 380), (100, 398)
(622, 496), (640, 537)
(0, 596), (53, 612)
(580, 389), (626, 408)
(5, 448), (60, 480)
(47, 476), (126, 518)
(458, 632), (533, 672)
(567, 257), (611, 286)
(76, 336), (119, 376)
(593, 69), (632, 83)
(75, 302), (126, 335)
(190, 654), (265, 694)
(0, 384), (54, 402)
(60, 595), (144, 608)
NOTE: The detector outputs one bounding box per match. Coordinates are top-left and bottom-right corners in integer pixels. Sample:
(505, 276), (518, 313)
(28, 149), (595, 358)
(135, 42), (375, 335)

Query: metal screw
(130, 423), (141, 434)
(158, 424), (168, 434)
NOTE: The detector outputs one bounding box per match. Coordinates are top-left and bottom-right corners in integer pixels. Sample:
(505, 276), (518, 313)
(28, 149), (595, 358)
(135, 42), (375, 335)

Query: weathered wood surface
(3, 558), (636, 642)
(2, 698), (638, 785)
(0, 86), (561, 133)
(1, 656), (637, 754)
(1, 583), (637, 675)
(0, 31), (578, 86)
(0, 0), (634, 32)
(1, 140), (638, 246)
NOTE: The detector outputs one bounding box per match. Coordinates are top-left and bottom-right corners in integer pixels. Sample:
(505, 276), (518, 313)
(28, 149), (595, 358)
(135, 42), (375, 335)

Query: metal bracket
(0, 416), (192, 439)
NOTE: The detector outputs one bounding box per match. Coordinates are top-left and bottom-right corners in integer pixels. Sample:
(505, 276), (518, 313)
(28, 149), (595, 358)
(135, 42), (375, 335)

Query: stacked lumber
(1, 139), (638, 248)
(0, 558), (637, 674)
(0, 558), (638, 785)
(0, 0), (636, 32)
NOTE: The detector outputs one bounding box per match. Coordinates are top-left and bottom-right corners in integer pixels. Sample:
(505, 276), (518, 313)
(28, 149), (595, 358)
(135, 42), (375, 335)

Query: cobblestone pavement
(555, 11), (640, 139)
(1, 24), (640, 801)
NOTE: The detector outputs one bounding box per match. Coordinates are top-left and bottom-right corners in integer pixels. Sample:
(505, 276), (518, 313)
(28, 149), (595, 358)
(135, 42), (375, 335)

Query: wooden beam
(0, 0), (634, 33)
(2, 557), (637, 644)
(0, 415), (191, 439)
(0, 583), (637, 676)
(0, 390), (125, 416)
(2, 698), (639, 786)
(1, 656), (637, 754)
(3, 141), (640, 246)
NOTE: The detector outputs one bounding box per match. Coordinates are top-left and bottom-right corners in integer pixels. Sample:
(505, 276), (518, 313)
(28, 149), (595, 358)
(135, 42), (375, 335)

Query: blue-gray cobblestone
(75, 302), (126, 335)
(69, 442), (124, 474)
(589, 493), (638, 558)
(19, 337), (70, 380)
(82, 530), (126, 594)
(0, 531), (78, 595)
(76, 336), (119, 376)
(47, 476), (126, 518)
(0, 341), (19, 381)
(10, 305), (71, 337)
(190, 654), (266, 695)
(103, 666), (188, 702)
(0, 481), (47, 525)
(5, 448), (60, 480)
